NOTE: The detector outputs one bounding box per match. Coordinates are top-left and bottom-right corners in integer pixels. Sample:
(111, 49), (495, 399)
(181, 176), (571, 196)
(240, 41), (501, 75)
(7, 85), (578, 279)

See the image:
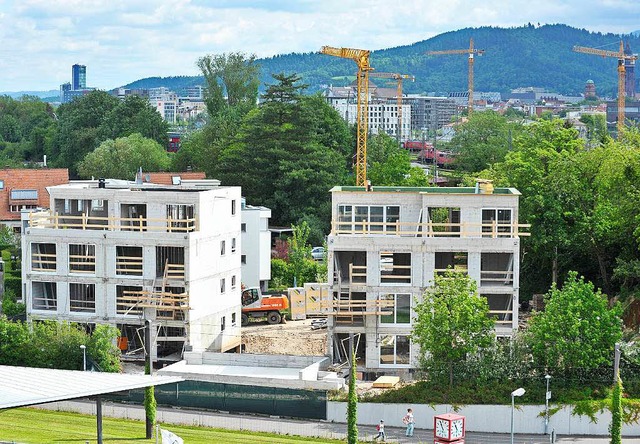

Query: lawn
(0, 408), (343, 444)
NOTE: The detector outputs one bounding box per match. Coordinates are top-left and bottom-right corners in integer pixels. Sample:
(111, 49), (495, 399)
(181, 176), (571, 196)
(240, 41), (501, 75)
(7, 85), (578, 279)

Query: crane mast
(427, 38), (485, 115)
(573, 40), (637, 133)
(369, 72), (415, 143)
(320, 46), (372, 187)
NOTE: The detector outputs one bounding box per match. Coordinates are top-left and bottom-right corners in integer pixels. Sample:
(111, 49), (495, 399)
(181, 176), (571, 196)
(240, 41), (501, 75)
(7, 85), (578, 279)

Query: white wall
(241, 205), (271, 289)
(327, 401), (640, 436)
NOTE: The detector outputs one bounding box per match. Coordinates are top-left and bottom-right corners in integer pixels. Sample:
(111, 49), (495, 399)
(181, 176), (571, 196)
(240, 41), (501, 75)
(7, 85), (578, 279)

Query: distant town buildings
(60, 64), (95, 104)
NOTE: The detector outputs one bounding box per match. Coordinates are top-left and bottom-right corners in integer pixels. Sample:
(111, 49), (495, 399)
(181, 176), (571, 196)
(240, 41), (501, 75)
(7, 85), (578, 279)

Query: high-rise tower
(625, 42), (636, 99)
(72, 64), (86, 90)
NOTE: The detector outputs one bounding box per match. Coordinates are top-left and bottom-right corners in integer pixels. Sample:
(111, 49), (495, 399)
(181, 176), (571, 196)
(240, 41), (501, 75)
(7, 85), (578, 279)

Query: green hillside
(123, 24), (640, 97)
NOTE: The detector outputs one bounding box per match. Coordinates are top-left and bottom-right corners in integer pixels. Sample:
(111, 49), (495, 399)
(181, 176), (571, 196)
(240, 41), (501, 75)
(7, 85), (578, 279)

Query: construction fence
(109, 380), (327, 420)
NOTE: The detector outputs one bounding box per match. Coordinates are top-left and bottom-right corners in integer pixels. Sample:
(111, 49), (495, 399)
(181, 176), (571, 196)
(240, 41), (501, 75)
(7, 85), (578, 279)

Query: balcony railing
(28, 211), (197, 233)
(480, 270), (514, 286)
(331, 220), (530, 238)
(116, 289), (189, 321)
(322, 298), (395, 316)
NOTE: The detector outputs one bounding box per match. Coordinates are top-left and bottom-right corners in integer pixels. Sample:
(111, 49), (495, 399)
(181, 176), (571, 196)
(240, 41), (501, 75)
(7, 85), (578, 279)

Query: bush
(4, 275), (21, 296)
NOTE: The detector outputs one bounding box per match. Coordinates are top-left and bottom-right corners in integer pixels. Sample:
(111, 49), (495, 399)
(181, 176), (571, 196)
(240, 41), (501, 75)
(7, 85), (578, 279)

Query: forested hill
(125, 24), (640, 97)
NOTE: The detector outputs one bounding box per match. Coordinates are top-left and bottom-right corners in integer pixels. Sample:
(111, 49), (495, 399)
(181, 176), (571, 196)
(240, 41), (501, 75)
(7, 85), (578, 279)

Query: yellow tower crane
(320, 46), (372, 187)
(369, 72), (415, 143)
(426, 38), (485, 115)
(573, 40), (637, 133)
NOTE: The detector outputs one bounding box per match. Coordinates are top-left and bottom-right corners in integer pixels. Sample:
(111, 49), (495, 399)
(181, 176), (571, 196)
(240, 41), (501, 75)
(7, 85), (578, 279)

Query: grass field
(0, 408), (344, 444)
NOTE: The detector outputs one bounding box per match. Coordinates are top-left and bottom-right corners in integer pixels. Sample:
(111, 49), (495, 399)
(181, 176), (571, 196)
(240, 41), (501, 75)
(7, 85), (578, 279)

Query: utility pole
(614, 342), (621, 382)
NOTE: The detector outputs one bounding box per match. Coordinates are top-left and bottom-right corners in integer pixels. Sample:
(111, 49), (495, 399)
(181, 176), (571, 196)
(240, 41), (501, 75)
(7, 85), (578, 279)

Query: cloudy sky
(1, 0), (638, 92)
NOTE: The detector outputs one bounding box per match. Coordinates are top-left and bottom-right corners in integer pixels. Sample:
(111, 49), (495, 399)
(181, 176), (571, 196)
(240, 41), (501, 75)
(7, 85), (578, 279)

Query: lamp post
(544, 375), (551, 435)
(80, 345), (86, 371)
(511, 387), (526, 444)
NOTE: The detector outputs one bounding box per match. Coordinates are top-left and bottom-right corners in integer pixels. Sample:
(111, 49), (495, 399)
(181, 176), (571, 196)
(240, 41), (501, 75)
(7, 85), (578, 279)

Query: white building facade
(241, 201), (272, 292)
(21, 180), (242, 360)
(326, 184), (525, 377)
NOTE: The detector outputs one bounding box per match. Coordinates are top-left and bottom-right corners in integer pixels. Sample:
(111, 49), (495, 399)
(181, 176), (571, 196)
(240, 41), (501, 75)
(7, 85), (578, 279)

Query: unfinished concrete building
(21, 179), (241, 361)
(326, 183), (526, 377)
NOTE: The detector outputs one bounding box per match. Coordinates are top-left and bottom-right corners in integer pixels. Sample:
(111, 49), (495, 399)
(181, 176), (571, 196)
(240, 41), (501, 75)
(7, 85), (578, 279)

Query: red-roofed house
(0, 168), (69, 232)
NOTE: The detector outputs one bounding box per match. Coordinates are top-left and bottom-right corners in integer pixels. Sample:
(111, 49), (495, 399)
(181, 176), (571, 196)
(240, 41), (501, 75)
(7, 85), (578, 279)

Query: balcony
(27, 210), (197, 233)
(331, 219), (529, 238)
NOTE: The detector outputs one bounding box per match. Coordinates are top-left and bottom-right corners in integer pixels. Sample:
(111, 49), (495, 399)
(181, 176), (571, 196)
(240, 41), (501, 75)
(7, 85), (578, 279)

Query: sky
(1, 0), (639, 92)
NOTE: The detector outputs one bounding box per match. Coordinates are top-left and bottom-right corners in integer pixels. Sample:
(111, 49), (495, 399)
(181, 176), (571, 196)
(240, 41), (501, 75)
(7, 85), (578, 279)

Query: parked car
(311, 246), (325, 260)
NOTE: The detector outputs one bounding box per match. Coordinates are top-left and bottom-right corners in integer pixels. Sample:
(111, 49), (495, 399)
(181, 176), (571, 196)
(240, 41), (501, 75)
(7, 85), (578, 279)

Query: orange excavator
(241, 287), (289, 326)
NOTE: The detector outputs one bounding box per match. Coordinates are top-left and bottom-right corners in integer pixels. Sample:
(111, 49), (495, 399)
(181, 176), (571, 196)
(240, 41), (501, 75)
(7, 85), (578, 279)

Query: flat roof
(330, 186), (520, 195)
(0, 365), (183, 409)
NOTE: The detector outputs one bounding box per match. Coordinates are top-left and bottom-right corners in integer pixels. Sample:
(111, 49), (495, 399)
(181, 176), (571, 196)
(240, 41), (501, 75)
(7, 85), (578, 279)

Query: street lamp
(511, 387), (526, 444)
(544, 375), (552, 435)
(80, 345), (86, 371)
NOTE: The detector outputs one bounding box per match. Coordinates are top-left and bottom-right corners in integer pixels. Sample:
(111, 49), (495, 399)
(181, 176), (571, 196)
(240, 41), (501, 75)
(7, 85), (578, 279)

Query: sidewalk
(38, 400), (640, 444)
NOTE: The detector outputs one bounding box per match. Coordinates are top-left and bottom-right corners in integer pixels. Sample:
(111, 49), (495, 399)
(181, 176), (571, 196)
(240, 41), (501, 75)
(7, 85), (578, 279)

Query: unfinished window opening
(333, 333), (366, 365)
(154, 286), (187, 320)
(116, 246), (143, 276)
(427, 207), (460, 235)
(32, 281), (57, 311)
(481, 253), (514, 286)
(220, 278), (226, 294)
(116, 285), (143, 315)
(54, 198), (109, 230)
(232, 312), (237, 326)
(231, 199), (237, 215)
(231, 237), (237, 253)
(333, 251), (367, 286)
(337, 205), (400, 234)
(379, 334), (410, 366)
(380, 252), (411, 285)
(166, 204), (195, 232)
(380, 293), (411, 324)
(435, 252), (468, 275)
(221, 316), (226, 331)
(156, 246), (185, 279)
(220, 240), (226, 256)
(121, 204), (147, 231)
(482, 209), (513, 237)
(231, 275), (237, 289)
(69, 283), (96, 313)
(483, 293), (513, 326)
(31, 243), (56, 271)
(334, 291), (366, 326)
(69, 244), (95, 274)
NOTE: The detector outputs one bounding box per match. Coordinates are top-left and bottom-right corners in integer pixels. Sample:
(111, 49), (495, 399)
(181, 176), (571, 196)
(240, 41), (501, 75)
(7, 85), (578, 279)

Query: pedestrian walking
(403, 408), (415, 437)
(374, 419), (386, 441)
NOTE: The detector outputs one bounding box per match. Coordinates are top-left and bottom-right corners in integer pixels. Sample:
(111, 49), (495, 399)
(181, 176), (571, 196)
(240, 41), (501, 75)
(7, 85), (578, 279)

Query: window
(231, 275), (237, 289)
(231, 238), (237, 253)
(482, 209), (512, 237)
(10, 189), (37, 200)
(121, 203), (147, 231)
(380, 252), (411, 284)
(241, 223), (247, 232)
(380, 294), (411, 324)
(231, 199), (237, 215)
(435, 252), (468, 275)
(32, 282), (57, 311)
(69, 283), (96, 313)
(166, 204), (195, 232)
(241, 255), (247, 265)
(69, 244), (96, 274)
(220, 240), (226, 256)
(116, 285), (143, 315)
(221, 316), (226, 331)
(156, 246), (184, 279)
(91, 200), (104, 210)
(338, 205), (400, 233)
(379, 334), (410, 366)
(10, 204), (37, 212)
(232, 312), (237, 326)
(116, 246), (143, 276)
(220, 278), (226, 294)
(31, 243), (56, 271)
(427, 207), (460, 234)
(0, 180), (4, 190)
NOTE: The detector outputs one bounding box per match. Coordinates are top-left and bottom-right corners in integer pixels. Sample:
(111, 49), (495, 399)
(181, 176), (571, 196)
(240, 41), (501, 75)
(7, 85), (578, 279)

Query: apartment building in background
(326, 183), (526, 377)
(240, 200), (271, 292)
(21, 179), (242, 361)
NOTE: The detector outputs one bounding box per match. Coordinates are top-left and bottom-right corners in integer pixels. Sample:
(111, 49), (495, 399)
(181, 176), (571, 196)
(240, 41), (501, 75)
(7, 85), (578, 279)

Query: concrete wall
(327, 401), (640, 436)
(184, 351), (325, 368)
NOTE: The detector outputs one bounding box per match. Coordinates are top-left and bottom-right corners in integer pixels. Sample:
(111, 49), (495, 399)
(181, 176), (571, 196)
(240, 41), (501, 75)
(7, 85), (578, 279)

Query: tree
(98, 95), (168, 147)
(412, 270), (495, 387)
(197, 52), (260, 116)
(218, 73), (350, 228)
(367, 133), (429, 186)
(347, 349), (358, 444)
(289, 221), (312, 287)
(526, 272), (622, 373)
(450, 110), (518, 172)
(77, 133), (171, 180)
